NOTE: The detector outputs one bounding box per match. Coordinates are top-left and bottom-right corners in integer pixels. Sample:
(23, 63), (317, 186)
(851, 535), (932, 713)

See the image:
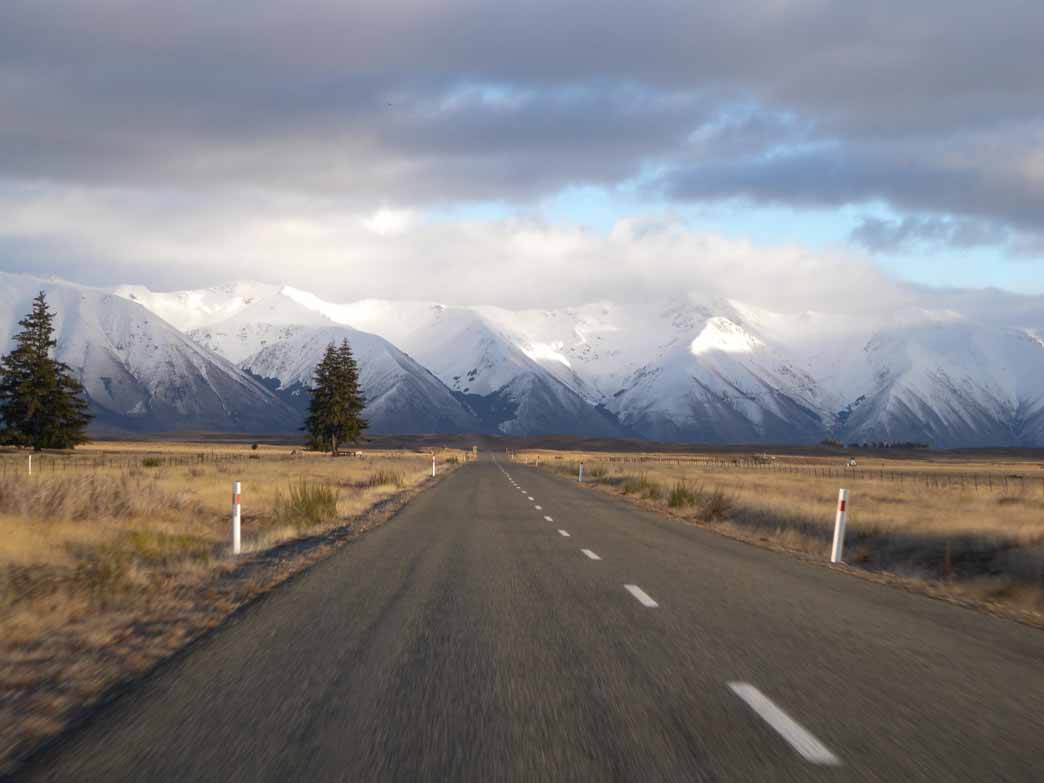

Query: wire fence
(527, 453), (1044, 495)
(0, 450), (301, 477)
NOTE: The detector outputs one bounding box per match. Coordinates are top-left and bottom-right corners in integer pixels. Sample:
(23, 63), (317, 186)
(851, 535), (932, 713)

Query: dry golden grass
(521, 449), (1044, 619)
(0, 442), (462, 773)
(0, 450), (442, 582)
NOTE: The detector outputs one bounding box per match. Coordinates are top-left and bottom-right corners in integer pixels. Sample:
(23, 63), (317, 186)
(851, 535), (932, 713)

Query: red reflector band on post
(839, 500), (846, 512)
(234, 494), (241, 505)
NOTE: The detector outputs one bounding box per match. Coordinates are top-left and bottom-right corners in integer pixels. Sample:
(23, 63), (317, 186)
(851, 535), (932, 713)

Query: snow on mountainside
(1, 274), (298, 433)
(606, 311), (826, 443)
(120, 285), (485, 434)
(113, 281), (1044, 446)
(242, 326), (481, 435)
(838, 323), (1044, 447)
(188, 290), (334, 364)
(120, 284), (626, 436)
(115, 281), (280, 332)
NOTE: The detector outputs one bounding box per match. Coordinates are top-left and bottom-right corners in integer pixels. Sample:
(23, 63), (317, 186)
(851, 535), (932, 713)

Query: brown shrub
(701, 488), (735, 520)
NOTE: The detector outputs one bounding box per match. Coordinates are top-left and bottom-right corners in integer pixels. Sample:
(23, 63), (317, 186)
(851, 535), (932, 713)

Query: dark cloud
(661, 140), (1044, 241)
(1, 0), (1043, 247)
(850, 216), (1013, 254)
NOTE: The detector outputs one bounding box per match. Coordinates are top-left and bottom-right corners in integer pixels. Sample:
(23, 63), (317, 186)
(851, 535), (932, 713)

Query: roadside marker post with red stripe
(830, 488), (848, 564)
(232, 482), (242, 555)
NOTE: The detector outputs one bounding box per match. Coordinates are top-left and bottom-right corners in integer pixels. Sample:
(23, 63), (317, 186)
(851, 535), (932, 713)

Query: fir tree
(335, 338), (368, 445)
(304, 339), (368, 455)
(0, 292), (92, 449)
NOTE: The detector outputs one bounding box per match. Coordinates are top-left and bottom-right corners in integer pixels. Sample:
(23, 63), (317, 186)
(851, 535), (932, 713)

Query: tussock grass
(585, 464), (608, 480)
(0, 473), (199, 521)
(668, 481), (700, 508)
(621, 473), (657, 497)
(618, 472), (668, 501)
(360, 469), (405, 488)
(273, 481), (340, 529)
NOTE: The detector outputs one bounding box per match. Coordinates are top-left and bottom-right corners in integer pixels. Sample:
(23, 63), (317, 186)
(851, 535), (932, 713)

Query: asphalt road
(14, 457), (1044, 782)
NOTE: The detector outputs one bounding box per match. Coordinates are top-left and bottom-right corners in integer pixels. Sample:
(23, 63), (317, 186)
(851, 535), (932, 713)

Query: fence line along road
(533, 454), (1044, 494)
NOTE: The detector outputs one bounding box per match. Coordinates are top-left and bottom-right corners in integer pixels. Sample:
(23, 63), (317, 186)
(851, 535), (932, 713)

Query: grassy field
(519, 449), (1044, 621)
(0, 442), (462, 773)
(1, 444), (456, 584)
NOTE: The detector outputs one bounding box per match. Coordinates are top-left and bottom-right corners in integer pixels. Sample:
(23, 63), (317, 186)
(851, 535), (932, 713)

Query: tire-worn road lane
(14, 457), (1044, 782)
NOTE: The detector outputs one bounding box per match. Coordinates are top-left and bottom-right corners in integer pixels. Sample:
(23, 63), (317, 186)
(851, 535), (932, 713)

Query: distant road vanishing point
(17, 455), (1044, 782)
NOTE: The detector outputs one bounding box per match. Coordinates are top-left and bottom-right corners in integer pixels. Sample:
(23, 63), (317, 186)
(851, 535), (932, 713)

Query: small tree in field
(0, 292), (92, 449)
(305, 338), (367, 455)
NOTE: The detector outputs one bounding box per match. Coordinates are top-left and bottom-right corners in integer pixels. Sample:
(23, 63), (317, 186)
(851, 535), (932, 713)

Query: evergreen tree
(0, 292), (92, 449)
(304, 338), (367, 455)
(304, 343), (339, 453)
(335, 338), (368, 445)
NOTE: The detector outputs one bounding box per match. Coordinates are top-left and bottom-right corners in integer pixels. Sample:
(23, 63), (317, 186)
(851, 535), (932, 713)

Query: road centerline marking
(558, 529), (571, 537)
(535, 505), (542, 510)
(727, 683), (841, 766)
(544, 515), (553, 522)
(527, 496), (534, 501)
(581, 549), (601, 560)
(624, 584), (658, 607)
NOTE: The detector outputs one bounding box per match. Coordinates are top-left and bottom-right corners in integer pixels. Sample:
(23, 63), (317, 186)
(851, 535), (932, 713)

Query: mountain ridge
(5, 272), (1044, 445)
(109, 279), (1044, 446)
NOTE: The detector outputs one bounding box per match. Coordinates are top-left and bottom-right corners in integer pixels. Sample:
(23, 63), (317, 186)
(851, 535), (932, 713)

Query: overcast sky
(1, 1), (1043, 309)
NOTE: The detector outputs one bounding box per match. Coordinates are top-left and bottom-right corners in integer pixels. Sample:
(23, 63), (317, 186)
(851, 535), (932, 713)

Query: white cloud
(0, 184), (911, 315)
(362, 207), (415, 236)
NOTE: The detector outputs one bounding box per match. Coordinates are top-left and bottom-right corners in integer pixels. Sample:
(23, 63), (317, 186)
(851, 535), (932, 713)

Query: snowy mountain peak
(114, 281), (280, 332)
(690, 317), (765, 356)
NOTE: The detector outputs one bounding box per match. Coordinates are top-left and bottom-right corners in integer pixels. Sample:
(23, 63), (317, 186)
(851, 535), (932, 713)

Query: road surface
(14, 457), (1044, 781)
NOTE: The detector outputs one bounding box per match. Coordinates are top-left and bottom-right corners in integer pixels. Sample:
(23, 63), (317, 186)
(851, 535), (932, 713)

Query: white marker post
(28, 454), (32, 477)
(578, 462), (584, 482)
(231, 482), (242, 555)
(432, 454), (436, 477)
(830, 489), (848, 564)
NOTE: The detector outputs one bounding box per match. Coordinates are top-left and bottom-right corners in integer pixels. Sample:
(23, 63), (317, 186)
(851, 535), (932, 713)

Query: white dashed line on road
(544, 515), (553, 522)
(727, 683), (841, 767)
(624, 585), (658, 607)
(527, 496), (534, 501)
(535, 505), (542, 510)
(581, 549), (601, 560)
(558, 530), (571, 537)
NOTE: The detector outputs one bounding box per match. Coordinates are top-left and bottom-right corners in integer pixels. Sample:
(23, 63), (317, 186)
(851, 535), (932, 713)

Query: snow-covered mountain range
(4, 271), (1044, 446)
(0, 275), (298, 434)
